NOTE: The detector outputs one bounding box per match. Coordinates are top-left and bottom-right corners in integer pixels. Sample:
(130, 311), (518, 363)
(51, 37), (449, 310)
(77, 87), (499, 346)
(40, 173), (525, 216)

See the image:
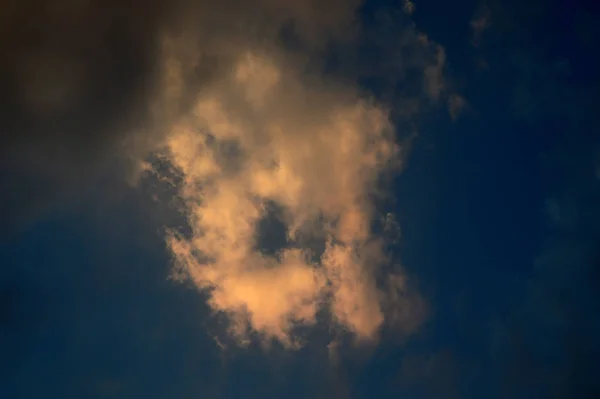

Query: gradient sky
(1, 0), (599, 398)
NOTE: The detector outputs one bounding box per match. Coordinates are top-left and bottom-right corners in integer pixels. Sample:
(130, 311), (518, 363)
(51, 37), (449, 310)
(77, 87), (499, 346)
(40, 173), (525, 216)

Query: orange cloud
(132, 1), (450, 349)
(158, 49), (422, 347)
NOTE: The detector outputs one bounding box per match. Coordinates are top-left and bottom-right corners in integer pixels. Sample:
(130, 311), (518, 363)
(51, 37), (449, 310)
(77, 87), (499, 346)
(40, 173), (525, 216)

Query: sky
(1, 0), (599, 398)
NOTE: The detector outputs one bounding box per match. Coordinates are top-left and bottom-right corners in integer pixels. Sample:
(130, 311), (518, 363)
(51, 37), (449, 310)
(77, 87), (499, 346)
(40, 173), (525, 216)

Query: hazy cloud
(161, 50), (417, 346)
(470, 4), (491, 47)
(447, 94), (467, 120)
(403, 0), (416, 16)
(1, 0), (184, 233)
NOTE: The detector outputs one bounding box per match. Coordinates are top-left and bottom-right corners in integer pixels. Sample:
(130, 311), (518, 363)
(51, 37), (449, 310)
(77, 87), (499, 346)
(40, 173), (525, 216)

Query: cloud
(470, 4), (491, 47)
(144, 3), (445, 347)
(403, 0), (416, 16)
(162, 51), (407, 346)
(447, 94), (467, 120)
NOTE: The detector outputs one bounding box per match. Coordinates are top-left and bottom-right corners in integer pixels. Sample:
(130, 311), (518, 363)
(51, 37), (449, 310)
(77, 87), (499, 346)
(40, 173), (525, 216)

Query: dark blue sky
(1, 0), (599, 398)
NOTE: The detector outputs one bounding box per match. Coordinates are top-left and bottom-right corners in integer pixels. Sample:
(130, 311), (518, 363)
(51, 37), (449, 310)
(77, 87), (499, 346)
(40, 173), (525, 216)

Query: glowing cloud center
(161, 51), (409, 346)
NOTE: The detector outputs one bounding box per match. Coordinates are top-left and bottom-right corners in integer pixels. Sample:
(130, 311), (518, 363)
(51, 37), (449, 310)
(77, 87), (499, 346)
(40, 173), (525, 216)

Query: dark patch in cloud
(254, 200), (289, 257)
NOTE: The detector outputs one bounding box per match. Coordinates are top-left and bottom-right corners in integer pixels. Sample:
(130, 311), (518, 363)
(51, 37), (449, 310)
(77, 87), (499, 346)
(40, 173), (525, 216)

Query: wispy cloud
(470, 4), (491, 47)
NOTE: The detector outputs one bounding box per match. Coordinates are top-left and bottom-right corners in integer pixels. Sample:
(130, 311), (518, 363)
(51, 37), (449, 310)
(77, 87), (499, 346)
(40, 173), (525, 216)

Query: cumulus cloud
(145, 2), (446, 347)
(162, 50), (410, 346)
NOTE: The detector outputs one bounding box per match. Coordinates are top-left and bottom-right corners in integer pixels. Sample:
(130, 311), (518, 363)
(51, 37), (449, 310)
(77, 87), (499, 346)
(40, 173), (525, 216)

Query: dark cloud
(0, 0), (180, 234)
